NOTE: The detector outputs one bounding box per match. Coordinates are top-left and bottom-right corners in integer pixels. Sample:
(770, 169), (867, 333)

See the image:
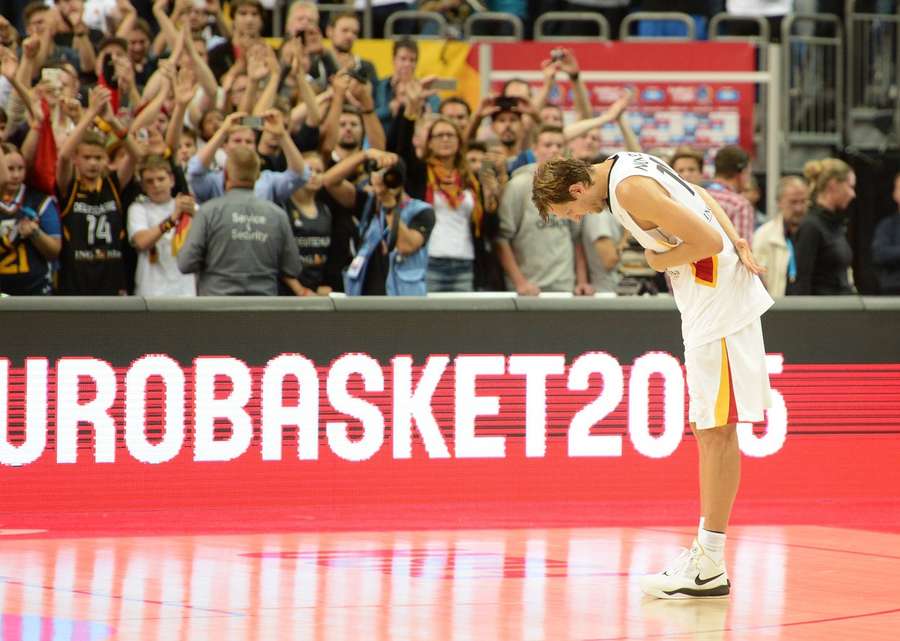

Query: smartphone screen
(431, 78), (458, 92)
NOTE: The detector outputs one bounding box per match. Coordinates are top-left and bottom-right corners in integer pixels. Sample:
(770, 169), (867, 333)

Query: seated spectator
(177, 146), (305, 296)
(187, 110), (309, 204)
(495, 125), (593, 296)
(324, 150), (435, 296)
(0, 143), (61, 295)
(787, 158), (857, 295)
(391, 80), (503, 292)
(669, 145), (705, 184)
(704, 145), (756, 244)
(56, 85), (138, 295)
(871, 171), (900, 295)
(127, 156), (197, 296)
(752, 175), (809, 297)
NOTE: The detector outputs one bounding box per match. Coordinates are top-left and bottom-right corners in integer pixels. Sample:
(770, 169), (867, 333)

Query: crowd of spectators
(0, 0), (897, 300)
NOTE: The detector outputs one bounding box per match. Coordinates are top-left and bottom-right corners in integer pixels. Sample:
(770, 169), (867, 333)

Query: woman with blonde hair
(786, 157), (856, 295)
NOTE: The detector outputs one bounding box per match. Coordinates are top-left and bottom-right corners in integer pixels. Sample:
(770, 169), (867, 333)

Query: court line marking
(582, 606), (900, 640)
(0, 577), (245, 617)
(642, 527), (900, 561)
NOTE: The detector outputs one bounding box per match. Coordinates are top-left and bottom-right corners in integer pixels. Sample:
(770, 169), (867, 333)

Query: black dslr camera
(364, 158), (405, 189)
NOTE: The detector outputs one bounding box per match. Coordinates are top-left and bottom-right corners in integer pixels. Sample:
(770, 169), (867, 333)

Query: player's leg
(696, 423), (740, 533)
(639, 340), (734, 599)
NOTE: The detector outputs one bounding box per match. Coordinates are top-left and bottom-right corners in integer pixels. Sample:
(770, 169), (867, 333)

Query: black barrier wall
(0, 297), (898, 364)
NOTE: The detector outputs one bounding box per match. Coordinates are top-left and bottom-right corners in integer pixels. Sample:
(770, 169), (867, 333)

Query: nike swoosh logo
(694, 572), (725, 586)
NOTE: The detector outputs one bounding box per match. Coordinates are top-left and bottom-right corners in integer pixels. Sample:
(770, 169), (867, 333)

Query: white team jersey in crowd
(604, 152), (774, 350)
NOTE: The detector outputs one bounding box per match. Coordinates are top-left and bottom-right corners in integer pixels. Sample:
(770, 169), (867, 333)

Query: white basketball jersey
(605, 152), (773, 350)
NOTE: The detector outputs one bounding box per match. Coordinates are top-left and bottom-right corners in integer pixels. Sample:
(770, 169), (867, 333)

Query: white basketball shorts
(684, 318), (773, 430)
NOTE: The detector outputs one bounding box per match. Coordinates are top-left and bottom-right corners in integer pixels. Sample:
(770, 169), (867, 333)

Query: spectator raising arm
(321, 148), (398, 208)
(57, 86), (111, 192)
(557, 49), (591, 121)
(167, 66), (197, 154)
(115, 0), (138, 38)
(320, 71), (351, 155)
(193, 110), (246, 171)
(350, 76), (385, 151)
(64, 5), (97, 76)
(564, 90), (634, 142)
(180, 24), (218, 110)
(251, 49), (283, 116)
(262, 109), (310, 203)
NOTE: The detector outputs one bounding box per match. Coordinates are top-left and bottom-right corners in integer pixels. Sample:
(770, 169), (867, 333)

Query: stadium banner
(0, 301), (897, 525)
(474, 41), (757, 162)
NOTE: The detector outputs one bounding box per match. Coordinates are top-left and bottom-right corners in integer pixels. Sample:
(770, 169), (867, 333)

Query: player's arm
(616, 176), (723, 272)
(696, 184), (765, 275)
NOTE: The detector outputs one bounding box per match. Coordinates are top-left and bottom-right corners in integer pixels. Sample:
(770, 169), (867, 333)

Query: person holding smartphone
(187, 109), (310, 205)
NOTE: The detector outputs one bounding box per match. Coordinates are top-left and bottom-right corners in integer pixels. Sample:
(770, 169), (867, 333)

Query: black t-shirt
(57, 173), (127, 295)
(285, 197), (332, 291)
(322, 159), (367, 292)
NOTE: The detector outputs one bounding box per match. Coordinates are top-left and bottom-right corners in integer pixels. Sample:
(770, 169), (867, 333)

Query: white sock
(698, 528), (726, 564)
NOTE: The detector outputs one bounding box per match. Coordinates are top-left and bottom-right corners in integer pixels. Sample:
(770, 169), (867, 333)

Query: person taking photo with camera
(323, 147), (434, 296)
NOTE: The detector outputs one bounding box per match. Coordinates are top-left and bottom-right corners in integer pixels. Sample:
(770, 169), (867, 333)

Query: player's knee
(697, 423), (737, 449)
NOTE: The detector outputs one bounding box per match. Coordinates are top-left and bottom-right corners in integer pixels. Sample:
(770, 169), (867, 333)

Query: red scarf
(98, 75), (121, 114)
(425, 160), (484, 237)
(28, 100), (57, 195)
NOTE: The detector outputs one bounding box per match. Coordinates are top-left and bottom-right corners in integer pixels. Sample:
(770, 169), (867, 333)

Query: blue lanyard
(786, 237), (797, 282)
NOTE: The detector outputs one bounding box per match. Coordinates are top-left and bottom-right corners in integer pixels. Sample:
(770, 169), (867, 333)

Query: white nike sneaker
(639, 539), (730, 599)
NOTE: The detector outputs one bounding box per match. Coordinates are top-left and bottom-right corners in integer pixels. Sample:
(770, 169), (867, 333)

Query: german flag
(171, 212), (192, 256)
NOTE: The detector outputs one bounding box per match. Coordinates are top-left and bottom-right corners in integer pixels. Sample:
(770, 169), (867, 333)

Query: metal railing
(384, 10), (448, 40)
(619, 12), (696, 41)
(781, 14), (844, 148)
(845, 0), (900, 148)
(463, 12), (525, 42)
(533, 12), (611, 41)
(709, 13), (771, 164)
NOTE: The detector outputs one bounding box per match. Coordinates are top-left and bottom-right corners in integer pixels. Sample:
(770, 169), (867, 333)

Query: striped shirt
(704, 180), (755, 244)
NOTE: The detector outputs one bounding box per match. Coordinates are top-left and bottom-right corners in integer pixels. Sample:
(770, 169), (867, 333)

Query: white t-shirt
(427, 190), (475, 260)
(127, 198), (197, 297)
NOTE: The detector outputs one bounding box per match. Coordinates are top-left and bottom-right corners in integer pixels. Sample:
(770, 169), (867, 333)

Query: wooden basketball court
(1, 523), (898, 640)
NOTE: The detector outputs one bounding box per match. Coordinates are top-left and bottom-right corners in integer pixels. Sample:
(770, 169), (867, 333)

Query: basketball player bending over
(532, 152), (774, 599)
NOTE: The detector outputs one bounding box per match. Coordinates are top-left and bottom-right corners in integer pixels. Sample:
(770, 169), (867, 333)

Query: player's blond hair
(803, 158), (852, 198)
(531, 157), (593, 221)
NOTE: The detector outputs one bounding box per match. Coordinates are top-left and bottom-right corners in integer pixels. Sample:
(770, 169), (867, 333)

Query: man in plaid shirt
(704, 146), (756, 244)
